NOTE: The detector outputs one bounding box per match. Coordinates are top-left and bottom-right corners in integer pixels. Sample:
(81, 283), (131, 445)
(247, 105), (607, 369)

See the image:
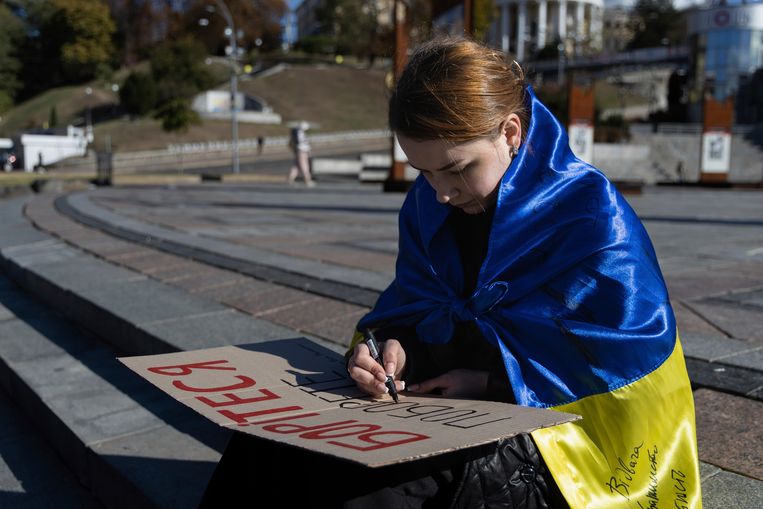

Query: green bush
(49, 106), (58, 127)
(0, 91), (13, 114)
(150, 37), (215, 104)
(294, 34), (335, 55)
(155, 99), (200, 133)
(120, 71), (157, 117)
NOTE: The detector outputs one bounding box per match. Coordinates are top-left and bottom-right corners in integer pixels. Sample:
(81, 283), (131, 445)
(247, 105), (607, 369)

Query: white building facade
(492, 0), (605, 61)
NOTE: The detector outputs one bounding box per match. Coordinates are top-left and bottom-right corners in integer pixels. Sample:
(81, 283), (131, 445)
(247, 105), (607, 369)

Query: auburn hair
(389, 37), (528, 143)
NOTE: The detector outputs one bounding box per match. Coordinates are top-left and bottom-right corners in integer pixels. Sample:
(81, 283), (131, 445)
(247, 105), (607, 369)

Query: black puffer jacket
(451, 434), (568, 509)
(201, 430), (568, 509)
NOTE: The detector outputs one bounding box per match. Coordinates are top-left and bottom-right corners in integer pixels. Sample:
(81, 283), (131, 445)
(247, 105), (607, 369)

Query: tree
(179, 0), (287, 56)
(628, 0), (685, 50)
(119, 71), (158, 118)
(17, 0), (117, 92)
(49, 105), (58, 127)
(294, 34), (335, 54)
(12, 0), (59, 100)
(150, 37), (216, 103)
(150, 38), (215, 132)
(315, 0), (378, 58)
(407, 0), (433, 44)
(155, 98), (200, 133)
(110, 0), (180, 65)
(0, 4), (25, 112)
(43, 0), (117, 82)
(472, 0), (496, 42)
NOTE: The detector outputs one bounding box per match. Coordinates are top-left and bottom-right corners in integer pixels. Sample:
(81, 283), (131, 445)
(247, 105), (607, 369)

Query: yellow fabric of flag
(532, 336), (701, 509)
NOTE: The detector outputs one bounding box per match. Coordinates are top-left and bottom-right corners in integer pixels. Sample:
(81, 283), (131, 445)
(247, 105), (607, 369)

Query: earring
(509, 145), (519, 158)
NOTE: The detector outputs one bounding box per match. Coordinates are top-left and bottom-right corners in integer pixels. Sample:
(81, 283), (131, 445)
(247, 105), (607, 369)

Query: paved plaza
(0, 179), (761, 507)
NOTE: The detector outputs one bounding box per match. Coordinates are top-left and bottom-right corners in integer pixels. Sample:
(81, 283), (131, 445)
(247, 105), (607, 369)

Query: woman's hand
(408, 369), (489, 399)
(347, 339), (407, 397)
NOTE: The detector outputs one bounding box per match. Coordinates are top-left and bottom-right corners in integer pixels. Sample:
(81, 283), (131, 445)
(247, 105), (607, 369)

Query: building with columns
(492, 0), (605, 62)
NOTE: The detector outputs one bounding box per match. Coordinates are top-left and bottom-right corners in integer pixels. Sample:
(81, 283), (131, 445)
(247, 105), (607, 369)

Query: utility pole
(215, 0), (240, 175)
(384, 0), (410, 192)
(463, 0), (473, 35)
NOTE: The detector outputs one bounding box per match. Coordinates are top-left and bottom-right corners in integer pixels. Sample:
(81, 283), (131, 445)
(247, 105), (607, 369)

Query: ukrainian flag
(354, 87), (701, 508)
(532, 336), (699, 508)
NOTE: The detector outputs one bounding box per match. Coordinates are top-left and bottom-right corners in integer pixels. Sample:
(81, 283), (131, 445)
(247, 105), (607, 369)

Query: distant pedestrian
(287, 121), (315, 187)
(257, 136), (264, 155)
(35, 152), (46, 173)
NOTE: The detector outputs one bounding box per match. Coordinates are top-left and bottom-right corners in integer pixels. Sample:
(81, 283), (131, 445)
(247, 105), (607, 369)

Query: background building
(296, 0), (323, 38)
(686, 0), (763, 122)
(489, 0), (605, 61)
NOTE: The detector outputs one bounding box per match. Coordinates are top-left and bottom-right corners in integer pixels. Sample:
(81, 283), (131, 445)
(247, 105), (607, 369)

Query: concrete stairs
(0, 194), (301, 508)
(1, 190), (762, 508)
(0, 386), (101, 508)
(0, 272), (225, 508)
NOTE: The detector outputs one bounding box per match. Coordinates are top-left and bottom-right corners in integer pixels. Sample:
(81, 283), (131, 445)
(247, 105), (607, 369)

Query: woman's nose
(432, 176), (459, 204)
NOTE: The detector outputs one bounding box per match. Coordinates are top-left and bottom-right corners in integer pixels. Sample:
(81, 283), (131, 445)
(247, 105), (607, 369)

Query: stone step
(0, 273), (228, 509)
(41, 189), (763, 402)
(0, 194), (339, 508)
(2, 192), (762, 507)
(0, 195), (328, 358)
(0, 388), (102, 508)
(55, 189), (388, 303)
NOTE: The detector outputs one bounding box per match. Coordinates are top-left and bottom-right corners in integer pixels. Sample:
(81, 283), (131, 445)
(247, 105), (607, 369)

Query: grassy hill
(0, 63), (389, 152)
(0, 85), (117, 136)
(1, 60), (653, 153)
(238, 64), (389, 132)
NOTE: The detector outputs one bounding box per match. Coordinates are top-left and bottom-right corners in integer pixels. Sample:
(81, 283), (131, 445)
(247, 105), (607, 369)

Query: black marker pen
(363, 329), (399, 403)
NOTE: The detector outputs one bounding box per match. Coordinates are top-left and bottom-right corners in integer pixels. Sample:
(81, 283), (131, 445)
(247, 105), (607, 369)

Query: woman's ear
(502, 113), (522, 149)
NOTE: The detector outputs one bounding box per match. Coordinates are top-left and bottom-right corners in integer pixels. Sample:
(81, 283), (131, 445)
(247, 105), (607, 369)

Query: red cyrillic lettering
(173, 375), (255, 393)
(301, 424), (382, 439)
(330, 431), (429, 451)
(219, 406), (303, 425)
(262, 420), (358, 434)
(147, 359), (235, 376)
(196, 389), (279, 408)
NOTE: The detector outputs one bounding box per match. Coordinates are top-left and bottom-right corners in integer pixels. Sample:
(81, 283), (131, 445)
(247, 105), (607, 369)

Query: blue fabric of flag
(357, 87), (676, 409)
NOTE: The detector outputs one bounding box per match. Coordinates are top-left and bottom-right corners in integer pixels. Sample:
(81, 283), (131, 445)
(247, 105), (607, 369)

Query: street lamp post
(84, 86), (94, 154)
(213, 0), (240, 174)
(557, 39), (566, 86)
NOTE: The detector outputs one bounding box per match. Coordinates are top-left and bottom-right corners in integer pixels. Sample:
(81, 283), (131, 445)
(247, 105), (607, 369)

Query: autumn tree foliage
(179, 0), (287, 56)
(45, 0), (117, 81)
(628, 0), (685, 50)
(0, 3), (25, 112)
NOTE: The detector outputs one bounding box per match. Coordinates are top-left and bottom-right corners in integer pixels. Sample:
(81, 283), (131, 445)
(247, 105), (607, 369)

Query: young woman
(347, 37), (702, 508)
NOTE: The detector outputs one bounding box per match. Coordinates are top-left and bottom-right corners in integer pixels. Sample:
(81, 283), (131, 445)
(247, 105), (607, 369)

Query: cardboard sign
(119, 337), (578, 467)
